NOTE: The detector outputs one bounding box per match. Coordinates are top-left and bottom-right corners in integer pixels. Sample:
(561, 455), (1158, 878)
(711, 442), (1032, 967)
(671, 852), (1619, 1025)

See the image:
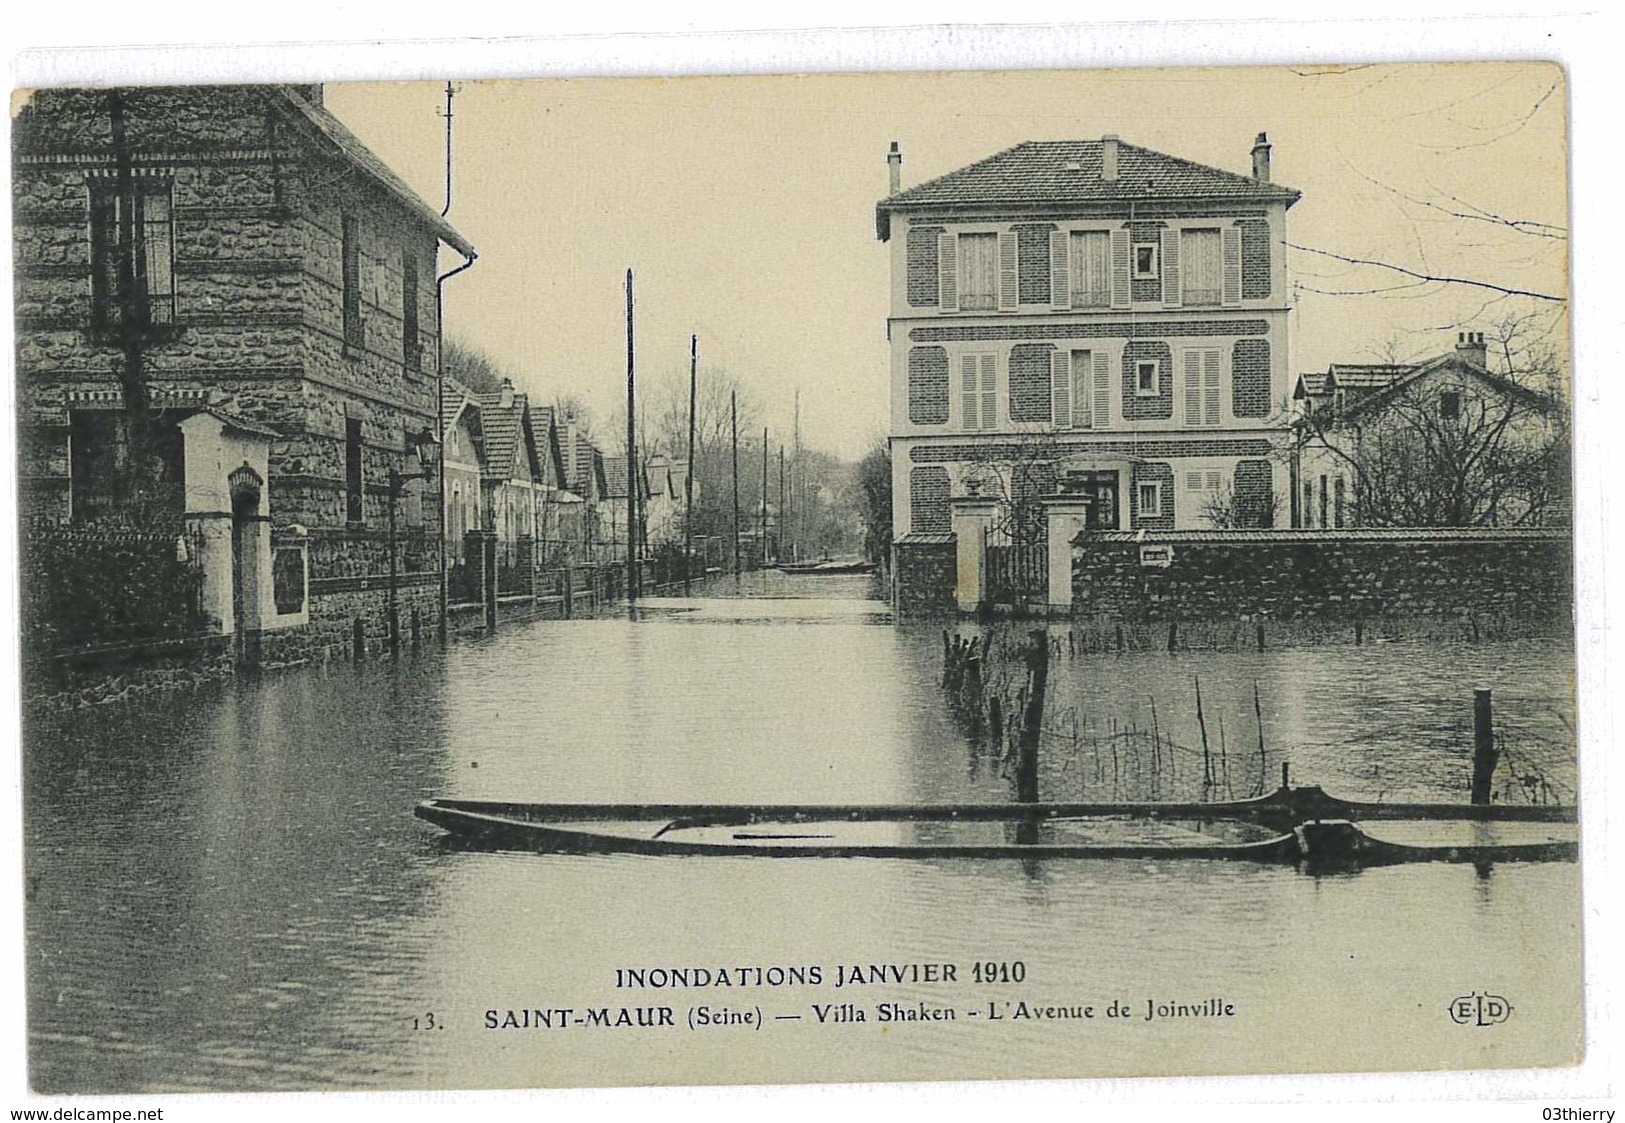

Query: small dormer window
(1440, 391), (1462, 420)
(1133, 244), (1159, 280)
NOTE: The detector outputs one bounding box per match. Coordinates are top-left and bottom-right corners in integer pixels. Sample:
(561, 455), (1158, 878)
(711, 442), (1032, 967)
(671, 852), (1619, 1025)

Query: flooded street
(24, 574), (1582, 1092)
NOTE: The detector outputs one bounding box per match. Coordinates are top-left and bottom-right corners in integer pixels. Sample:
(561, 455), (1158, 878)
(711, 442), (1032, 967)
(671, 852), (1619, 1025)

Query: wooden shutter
(998, 230), (1019, 311)
(938, 232), (958, 312)
(1222, 226), (1242, 305)
(1161, 227), (1182, 308)
(1071, 351), (1091, 431)
(1110, 228), (1131, 308)
(1092, 351), (1111, 428)
(1203, 350), (1222, 426)
(961, 354), (979, 431)
(980, 354), (998, 431)
(1051, 350), (1072, 429)
(1050, 230), (1071, 310)
(1183, 350), (1203, 426)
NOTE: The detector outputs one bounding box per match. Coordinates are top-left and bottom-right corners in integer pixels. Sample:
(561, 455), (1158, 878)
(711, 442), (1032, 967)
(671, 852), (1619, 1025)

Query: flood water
(23, 573), (1583, 1092)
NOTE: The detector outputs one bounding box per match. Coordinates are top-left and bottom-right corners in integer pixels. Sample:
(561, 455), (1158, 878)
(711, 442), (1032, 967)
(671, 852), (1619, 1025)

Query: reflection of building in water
(14, 84), (474, 666)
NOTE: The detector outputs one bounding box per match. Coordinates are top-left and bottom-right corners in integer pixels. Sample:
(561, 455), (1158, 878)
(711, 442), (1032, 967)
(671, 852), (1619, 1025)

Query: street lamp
(389, 428), (440, 657)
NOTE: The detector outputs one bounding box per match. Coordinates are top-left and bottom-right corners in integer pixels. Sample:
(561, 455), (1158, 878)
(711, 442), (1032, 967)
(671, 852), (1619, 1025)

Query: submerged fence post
(1016, 630), (1047, 804)
(1472, 687), (1497, 805)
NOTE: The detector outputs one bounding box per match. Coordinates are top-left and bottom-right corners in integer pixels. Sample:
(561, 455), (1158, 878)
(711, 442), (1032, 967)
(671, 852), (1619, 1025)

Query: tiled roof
(1328, 363), (1413, 390)
(441, 378), (483, 441)
(879, 139), (1299, 214)
(274, 87), (475, 258)
(473, 391), (539, 483)
(602, 457), (630, 499)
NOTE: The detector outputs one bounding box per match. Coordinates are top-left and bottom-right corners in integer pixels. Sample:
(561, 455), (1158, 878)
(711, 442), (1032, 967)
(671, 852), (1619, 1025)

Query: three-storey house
(877, 133), (1299, 540)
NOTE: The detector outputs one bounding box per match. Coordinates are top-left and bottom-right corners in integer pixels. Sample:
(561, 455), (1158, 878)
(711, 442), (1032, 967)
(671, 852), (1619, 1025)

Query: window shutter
(998, 231), (1019, 311)
(1222, 226), (1242, 305)
(1161, 227), (1182, 308)
(938, 232), (958, 312)
(1050, 230), (1071, 310)
(980, 354), (998, 431)
(1051, 350), (1072, 429)
(1093, 350), (1111, 428)
(961, 354), (979, 431)
(1110, 228), (1131, 308)
(1070, 352), (1091, 431)
(1183, 350), (1202, 426)
(1203, 349), (1222, 426)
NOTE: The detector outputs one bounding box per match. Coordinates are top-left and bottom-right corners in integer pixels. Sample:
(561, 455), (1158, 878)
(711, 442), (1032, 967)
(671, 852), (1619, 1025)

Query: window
(1133, 243), (1159, 279)
(1182, 349), (1222, 428)
(346, 417), (364, 523)
(342, 214), (363, 351)
(960, 353), (997, 431)
(1136, 360), (1159, 397)
(1181, 228), (1222, 306)
(1137, 480), (1162, 518)
(957, 232), (999, 312)
(1318, 474), (1329, 530)
(1334, 476), (1346, 528)
(1056, 349), (1110, 430)
(1069, 230), (1111, 307)
(402, 252), (420, 370)
(89, 178), (176, 332)
(1440, 391), (1462, 420)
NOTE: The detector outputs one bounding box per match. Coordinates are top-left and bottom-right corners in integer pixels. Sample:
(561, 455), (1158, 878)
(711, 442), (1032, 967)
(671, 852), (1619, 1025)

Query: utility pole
(778, 446), (785, 568)
(625, 268), (637, 603)
(440, 81), (456, 217)
(761, 426), (769, 568)
(731, 390), (740, 577)
(684, 333), (697, 594)
(792, 388), (802, 561)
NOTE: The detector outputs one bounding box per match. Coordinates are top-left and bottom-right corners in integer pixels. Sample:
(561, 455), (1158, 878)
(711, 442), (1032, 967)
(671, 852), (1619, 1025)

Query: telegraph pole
(625, 268), (637, 603)
(730, 390), (740, 577)
(778, 446), (785, 567)
(761, 427), (769, 568)
(684, 334), (698, 594)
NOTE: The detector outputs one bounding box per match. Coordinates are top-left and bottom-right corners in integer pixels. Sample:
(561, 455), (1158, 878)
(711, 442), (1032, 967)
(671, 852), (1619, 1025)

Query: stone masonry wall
(1072, 530), (1572, 624)
(894, 538), (957, 615)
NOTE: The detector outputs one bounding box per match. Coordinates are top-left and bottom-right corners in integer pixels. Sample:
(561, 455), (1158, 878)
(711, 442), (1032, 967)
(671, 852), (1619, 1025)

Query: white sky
(324, 62), (1568, 460)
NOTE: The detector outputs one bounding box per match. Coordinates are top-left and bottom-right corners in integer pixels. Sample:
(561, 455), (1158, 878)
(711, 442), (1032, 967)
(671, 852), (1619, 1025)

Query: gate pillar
(949, 493), (998, 614)
(1041, 494), (1091, 611)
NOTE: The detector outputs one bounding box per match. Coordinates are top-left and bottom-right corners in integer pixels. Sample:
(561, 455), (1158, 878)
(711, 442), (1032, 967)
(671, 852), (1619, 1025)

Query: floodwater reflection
(24, 574), (1581, 1091)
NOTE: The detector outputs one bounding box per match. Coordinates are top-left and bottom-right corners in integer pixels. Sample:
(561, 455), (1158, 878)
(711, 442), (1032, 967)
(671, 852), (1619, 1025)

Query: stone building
(1292, 332), (1564, 529)
(877, 133), (1300, 544)
(14, 84), (476, 666)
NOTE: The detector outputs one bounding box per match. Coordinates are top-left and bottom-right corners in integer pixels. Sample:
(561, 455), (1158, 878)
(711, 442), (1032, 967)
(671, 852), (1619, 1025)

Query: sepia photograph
(6, 40), (1599, 1106)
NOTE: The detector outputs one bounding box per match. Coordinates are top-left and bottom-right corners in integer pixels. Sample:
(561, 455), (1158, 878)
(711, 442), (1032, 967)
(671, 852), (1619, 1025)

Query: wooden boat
(774, 560), (877, 576)
(414, 785), (1577, 868)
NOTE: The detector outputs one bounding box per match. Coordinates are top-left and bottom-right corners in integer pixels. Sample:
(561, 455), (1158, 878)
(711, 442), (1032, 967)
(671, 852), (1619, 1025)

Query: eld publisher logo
(1449, 992), (1514, 1026)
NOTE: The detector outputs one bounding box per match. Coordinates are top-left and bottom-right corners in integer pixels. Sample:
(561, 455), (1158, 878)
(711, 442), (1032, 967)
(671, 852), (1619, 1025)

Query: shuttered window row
(916, 223), (1254, 313)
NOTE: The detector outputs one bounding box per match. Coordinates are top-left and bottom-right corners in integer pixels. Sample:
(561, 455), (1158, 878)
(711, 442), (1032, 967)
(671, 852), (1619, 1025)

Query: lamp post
(388, 429), (440, 658)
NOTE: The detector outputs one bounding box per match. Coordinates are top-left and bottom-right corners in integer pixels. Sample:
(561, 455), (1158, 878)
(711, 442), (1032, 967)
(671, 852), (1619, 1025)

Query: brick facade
(1007, 343), (1054, 423)
(907, 225), (942, 307)
(1130, 461), (1176, 530)
(1231, 338), (1271, 418)
(910, 318), (1272, 343)
(1120, 339), (1173, 421)
(907, 346), (949, 424)
(909, 466), (951, 533)
(1014, 223), (1054, 304)
(1240, 219), (1271, 299)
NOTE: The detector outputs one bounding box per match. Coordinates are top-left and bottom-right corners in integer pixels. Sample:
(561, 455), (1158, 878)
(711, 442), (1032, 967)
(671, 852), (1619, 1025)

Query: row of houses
(13, 83), (689, 677)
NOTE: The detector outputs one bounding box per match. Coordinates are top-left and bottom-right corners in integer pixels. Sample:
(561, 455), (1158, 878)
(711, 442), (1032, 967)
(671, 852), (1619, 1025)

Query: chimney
(1251, 132), (1272, 181)
(887, 141), (902, 195)
(1101, 134), (1119, 183)
(1455, 331), (1487, 368)
(500, 377), (515, 408)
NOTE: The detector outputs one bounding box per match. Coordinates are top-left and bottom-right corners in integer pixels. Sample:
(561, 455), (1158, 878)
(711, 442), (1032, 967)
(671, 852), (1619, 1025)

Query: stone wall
(1072, 528), (1572, 624)
(893, 535), (957, 615)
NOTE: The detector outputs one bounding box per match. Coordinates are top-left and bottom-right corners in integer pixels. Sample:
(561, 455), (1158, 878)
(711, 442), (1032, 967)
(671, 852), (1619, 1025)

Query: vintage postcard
(10, 60), (1582, 1097)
